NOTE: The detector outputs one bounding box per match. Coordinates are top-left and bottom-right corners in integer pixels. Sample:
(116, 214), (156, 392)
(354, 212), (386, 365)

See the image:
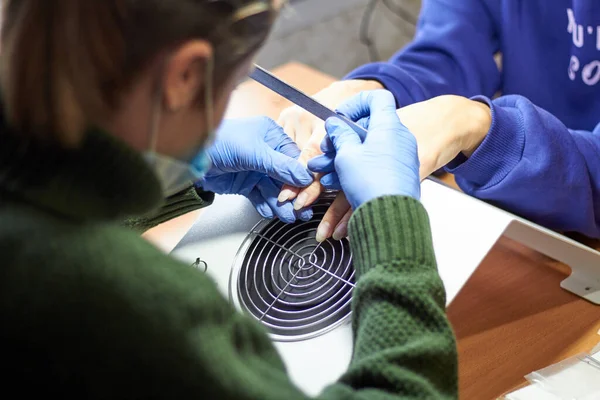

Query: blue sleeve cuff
(344, 63), (423, 107)
(445, 96), (525, 189)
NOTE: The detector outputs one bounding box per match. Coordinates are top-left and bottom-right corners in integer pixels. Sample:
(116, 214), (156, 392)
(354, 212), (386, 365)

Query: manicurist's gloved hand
(197, 116), (314, 223)
(275, 80), (385, 209)
(309, 90), (420, 211)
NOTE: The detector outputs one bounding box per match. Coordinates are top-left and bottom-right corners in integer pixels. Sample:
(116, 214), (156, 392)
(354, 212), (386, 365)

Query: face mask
(143, 55), (215, 198)
(143, 148), (211, 197)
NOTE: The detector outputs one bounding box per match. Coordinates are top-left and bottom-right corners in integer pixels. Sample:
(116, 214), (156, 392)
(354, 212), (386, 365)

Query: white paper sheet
(505, 350), (600, 400)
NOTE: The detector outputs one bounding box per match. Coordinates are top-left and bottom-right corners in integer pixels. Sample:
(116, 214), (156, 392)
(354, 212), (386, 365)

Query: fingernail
(332, 223), (348, 241)
(299, 208), (313, 222)
(278, 189), (294, 203)
(294, 192), (308, 211)
(315, 222), (330, 242)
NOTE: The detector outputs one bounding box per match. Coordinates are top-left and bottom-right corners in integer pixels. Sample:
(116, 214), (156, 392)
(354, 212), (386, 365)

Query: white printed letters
(566, 8), (600, 85)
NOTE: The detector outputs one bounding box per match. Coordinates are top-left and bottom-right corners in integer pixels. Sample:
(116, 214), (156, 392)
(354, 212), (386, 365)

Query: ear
(162, 40), (213, 112)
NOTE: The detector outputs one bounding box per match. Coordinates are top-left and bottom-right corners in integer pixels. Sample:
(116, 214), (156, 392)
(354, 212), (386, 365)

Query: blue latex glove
(197, 116), (314, 223)
(308, 116), (369, 191)
(308, 90), (420, 210)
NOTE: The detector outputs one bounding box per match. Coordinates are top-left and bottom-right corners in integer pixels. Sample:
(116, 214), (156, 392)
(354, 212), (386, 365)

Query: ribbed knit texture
(123, 186), (215, 233)
(349, 196), (437, 275)
(445, 96), (525, 189)
(0, 110), (458, 398)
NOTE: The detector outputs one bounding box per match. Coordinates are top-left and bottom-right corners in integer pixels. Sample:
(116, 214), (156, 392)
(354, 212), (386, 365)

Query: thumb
(256, 147), (314, 187)
(263, 118), (302, 159)
(325, 116), (361, 152)
(365, 90), (401, 131)
(276, 135), (302, 159)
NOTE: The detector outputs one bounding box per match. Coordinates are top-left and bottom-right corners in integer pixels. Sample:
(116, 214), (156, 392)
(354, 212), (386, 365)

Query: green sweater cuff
(348, 195), (436, 277)
(123, 185), (214, 233)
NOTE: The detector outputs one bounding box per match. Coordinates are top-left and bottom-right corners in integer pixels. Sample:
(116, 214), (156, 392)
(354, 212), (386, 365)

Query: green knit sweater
(0, 116), (458, 398)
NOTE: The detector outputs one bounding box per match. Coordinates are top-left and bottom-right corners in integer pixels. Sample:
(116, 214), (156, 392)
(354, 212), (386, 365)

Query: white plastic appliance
(170, 178), (600, 396)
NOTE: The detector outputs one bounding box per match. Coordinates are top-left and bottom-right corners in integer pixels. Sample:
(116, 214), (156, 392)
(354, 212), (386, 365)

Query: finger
(292, 119), (334, 154)
(305, 118), (328, 149)
(277, 138), (322, 203)
(336, 90), (399, 132)
(335, 92), (373, 122)
(307, 154), (335, 174)
(319, 173), (341, 190)
(247, 188), (274, 219)
(320, 135), (335, 154)
(258, 148), (314, 187)
(325, 117), (361, 152)
(359, 91), (401, 133)
(292, 180), (323, 211)
(301, 112), (325, 151)
(296, 207), (314, 222)
(277, 106), (316, 150)
(278, 184), (301, 203)
(319, 117), (368, 154)
(260, 122), (313, 185)
(282, 120), (296, 143)
(285, 133), (327, 207)
(279, 114), (297, 143)
(294, 120), (317, 150)
(231, 171), (263, 197)
(332, 209), (352, 241)
(356, 116), (370, 130)
(257, 176), (297, 224)
(266, 121), (303, 159)
(298, 134), (325, 162)
(276, 135), (302, 159)
(315, 192), (351, 242)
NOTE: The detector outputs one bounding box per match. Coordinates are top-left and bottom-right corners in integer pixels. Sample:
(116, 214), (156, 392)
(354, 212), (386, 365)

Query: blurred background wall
(257, 0), (422, 78)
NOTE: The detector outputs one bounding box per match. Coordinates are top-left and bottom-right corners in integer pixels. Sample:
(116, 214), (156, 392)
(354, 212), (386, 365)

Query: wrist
(318, 80), (385, 110)
(353, 187), (420, 210)
(331, 79), (384, 91)
(462, 100), (492, 158)
(350, 79), (385, 90)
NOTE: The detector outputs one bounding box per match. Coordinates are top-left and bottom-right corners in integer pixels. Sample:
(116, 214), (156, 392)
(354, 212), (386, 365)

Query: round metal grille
(230, 195), (354, 341)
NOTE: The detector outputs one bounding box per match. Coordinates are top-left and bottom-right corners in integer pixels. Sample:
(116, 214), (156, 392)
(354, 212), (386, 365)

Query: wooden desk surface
(148, 62), (600, 399)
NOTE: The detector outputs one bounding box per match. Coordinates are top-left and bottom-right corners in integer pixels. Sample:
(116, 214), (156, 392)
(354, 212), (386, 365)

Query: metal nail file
(249, 64), (368, 140)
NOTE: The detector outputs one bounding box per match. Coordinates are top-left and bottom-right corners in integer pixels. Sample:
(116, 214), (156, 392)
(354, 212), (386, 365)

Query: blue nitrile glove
(308, 90), (420, 210)
(196, 116), (314, 223)
(307, 116), (370, 191)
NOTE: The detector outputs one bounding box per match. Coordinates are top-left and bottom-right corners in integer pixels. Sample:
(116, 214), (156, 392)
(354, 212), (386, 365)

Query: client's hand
(310, 95), (492, 241)
(399, 95), (491, 176)
(275, 79), (385, 211)
(309, 90), (420, 225)
(198, 116), (314, 223)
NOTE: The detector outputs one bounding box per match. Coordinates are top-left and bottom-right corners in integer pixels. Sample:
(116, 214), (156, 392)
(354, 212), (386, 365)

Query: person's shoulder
(0, 205), (239, 397)
(1, 204), (220, 310)
(3, 204), (164, 267)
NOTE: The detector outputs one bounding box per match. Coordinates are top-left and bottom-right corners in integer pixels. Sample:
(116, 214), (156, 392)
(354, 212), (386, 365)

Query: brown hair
(0, 0), (275, 147)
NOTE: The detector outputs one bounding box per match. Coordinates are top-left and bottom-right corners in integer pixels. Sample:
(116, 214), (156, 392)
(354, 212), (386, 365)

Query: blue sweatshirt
(346, 0), (600, 238)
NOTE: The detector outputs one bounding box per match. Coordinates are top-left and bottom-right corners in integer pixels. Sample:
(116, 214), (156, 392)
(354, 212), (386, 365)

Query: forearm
(321, 196), (457, 399)
(56, 198), (455, 400)
(128, 199), (456, 400)
(123, 184), (214, 232)
(448, 95), (600, 238)
(217, 197), (457, 400)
